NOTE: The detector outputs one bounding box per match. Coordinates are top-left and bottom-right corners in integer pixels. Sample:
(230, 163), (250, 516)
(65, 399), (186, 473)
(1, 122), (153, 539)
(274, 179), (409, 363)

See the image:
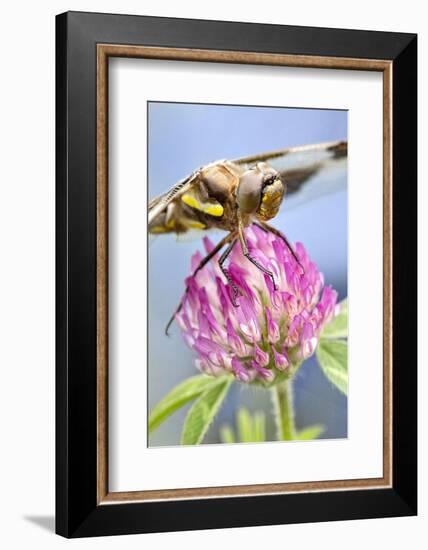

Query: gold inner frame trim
(96, 44), (393, 505)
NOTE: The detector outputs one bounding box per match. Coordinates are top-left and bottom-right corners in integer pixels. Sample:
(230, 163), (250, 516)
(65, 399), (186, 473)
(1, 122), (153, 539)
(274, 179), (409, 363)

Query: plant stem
(271, 379), (296, 440)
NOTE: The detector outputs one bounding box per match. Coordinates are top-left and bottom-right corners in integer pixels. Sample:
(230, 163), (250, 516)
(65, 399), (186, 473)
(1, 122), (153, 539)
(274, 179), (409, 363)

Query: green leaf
(321, 298), (348, 339)
(219, 425), (236, 444)
(253, 412), (266, 442)
(220, 409), (266, 444)
(181, 378), (232, 445)
(316, 339), (348, 395)
(148, 375), (222, 434)
(237, 408), (253, 442)
(296, 424), (325, 440)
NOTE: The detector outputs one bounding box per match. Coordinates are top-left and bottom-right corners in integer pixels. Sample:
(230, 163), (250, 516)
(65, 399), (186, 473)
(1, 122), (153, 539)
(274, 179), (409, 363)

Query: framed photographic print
(56, 11), (417, 538)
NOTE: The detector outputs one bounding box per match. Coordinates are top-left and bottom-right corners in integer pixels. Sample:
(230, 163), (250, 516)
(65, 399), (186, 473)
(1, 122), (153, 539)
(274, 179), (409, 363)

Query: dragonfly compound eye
(236, 169), (265, 214)
(257, 177), (285, 221)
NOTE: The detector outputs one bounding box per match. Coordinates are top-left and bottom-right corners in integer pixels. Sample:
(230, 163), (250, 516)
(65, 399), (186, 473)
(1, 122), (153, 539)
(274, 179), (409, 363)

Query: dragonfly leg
(165, 231), (237, 335)
(218, 239), (240, 306)
(255, 221), (304, 273)
(238, 218), (277, 290)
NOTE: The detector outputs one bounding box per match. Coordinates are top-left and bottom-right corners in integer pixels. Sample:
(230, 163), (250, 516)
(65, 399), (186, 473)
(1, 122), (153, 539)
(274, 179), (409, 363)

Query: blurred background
(148, 102), (348, 446)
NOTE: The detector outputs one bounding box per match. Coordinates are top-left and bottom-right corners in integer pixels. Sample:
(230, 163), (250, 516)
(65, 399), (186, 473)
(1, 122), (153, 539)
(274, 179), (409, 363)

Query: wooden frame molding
(96, 44), (393, 505)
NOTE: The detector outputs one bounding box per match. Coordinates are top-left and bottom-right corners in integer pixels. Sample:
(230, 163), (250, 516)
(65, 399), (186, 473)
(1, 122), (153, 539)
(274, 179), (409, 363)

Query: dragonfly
(148, 140), (347, 333)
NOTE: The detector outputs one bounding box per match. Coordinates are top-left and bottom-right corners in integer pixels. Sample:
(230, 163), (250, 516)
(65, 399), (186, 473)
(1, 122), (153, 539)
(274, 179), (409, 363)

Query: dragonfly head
(237, 162), (285, 221)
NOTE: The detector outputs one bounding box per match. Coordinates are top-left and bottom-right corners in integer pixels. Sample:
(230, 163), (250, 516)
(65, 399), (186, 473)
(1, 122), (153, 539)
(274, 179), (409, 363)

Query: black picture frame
(56, 11), (417, 538)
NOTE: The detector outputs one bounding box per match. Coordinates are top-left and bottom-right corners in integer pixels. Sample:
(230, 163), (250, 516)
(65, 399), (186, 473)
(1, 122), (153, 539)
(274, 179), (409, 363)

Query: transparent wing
(232, 140), (347, 210)
(149, 140), (347, 244)
(148, 173), (195, 227)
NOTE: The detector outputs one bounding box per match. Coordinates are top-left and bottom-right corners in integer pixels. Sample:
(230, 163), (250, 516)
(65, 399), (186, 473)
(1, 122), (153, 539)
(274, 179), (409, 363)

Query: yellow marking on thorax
(182, 193), (224, 217)
(205, 204), (224, 216)
(185, 220), (206, 229)
(150, 226), (169, 234)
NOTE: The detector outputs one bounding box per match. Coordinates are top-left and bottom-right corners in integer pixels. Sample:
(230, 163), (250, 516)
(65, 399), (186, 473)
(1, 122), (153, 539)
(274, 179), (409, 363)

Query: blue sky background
(148, 102), (348, 446)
